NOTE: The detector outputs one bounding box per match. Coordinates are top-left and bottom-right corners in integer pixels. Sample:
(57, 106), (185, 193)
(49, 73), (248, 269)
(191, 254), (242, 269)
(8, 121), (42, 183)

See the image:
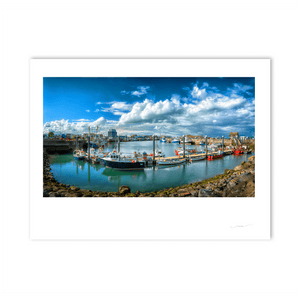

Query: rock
(198, 189), (212, 197)
(70, 186), (80, 191)
(119, 185), (131, 194)
(233, 165), (244, 171)
(43, 187), (53, 193)
(189, 189), (199, 197)
(227, 179), (238, 189)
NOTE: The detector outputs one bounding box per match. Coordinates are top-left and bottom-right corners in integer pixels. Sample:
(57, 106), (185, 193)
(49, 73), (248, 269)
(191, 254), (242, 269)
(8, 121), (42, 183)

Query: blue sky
(43, 77), (255, 137)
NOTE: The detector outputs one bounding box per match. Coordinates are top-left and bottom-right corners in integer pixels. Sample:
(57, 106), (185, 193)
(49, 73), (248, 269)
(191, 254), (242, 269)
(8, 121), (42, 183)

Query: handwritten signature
(230, 224), (252, 228)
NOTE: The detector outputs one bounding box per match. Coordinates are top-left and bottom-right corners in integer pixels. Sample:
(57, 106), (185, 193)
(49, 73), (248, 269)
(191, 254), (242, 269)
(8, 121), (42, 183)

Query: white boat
(157, 159), (186, 166)
(189, 155), (206, 162)
(160, 137), (166, 143)
(175, 149), (188, 156)
(92, 152), (106, 164)
(180, 137), (192, 144)
(73, 149), (86, 160)
(171, 138), (180, 143)
(155, 148), (165, 157)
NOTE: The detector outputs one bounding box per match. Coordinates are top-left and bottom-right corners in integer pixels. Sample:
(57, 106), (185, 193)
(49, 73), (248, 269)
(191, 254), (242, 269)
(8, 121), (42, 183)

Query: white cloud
(131, 86), (150, 97)
(227, 83), (253, 96)
(102, 101), (133, 115)
(96, 102), (102, 105)
(121, 86), (150, 97)
(111, 102), (132, 110)
(73, 119), (90, 122)
(43, 117), (108, 134)
(190, 85), (207, 100)
(86, 110), (90, 112)
(95, 109), (100, 112)
(119, 96), (181, 125)
(120, 90), (130, 95)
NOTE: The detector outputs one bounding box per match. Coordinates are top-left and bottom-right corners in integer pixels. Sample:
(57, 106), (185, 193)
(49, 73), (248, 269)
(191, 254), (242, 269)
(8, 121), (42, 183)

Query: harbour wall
(43, 139), (87, 154)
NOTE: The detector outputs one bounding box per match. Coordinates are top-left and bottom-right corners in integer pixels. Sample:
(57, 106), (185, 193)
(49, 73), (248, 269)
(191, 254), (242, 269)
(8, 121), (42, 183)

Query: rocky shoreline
(43, 150), (255, 197)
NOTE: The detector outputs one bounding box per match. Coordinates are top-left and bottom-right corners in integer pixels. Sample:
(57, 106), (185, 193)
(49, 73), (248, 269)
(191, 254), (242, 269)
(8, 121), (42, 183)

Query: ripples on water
(49, 141), (254, 193)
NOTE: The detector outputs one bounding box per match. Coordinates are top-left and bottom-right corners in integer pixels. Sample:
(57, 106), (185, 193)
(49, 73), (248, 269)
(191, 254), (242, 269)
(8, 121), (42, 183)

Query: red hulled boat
(233, 146), (244, 155)
(207, 150), (224, 160)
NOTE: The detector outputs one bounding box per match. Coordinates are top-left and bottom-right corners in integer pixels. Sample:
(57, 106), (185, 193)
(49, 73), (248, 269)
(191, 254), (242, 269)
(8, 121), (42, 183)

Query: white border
(30, 59), (270, 240)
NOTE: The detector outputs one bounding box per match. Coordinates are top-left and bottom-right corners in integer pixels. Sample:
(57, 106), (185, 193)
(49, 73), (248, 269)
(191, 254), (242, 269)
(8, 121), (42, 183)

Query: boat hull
(74, 156), (85, 160)
(233, 150), (244, 155)
(158, 159), (186, 166)
(103, 159), (145, 170)
(207, 154), (223, 160)
(189, 156), (206, 162)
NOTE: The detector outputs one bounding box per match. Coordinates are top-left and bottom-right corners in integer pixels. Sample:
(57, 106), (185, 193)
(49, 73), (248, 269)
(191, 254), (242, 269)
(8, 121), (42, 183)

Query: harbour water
(49, 141), (254, 193)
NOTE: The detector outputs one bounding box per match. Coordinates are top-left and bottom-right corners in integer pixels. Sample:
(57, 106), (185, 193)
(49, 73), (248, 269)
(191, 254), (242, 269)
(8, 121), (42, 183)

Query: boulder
(233, 165), (244, 171)
(119, 185), (131, 194)
(70, 186), (80, 191)
(198, 189), (212, 197)
(189, 189), (199, 197)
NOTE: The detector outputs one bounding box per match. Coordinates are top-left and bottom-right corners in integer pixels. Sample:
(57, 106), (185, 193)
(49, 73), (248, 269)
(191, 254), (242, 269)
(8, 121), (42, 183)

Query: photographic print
(43, 77), (255, 198)
(31, 59), (269, 240)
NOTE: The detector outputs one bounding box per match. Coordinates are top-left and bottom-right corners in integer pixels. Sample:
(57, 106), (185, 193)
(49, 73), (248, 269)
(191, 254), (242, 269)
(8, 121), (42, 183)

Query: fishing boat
(157, 158), (186, 166)
(189, 155), (206, 162)
(160, 137), (166, 143)
(207, 150), (224, 160)
(73, 149), (86, 160)
(199, 141), (205, 145)
(233, 146), (244, 155)
(175, 147), (196, 156)
(180, 137), (192, 145)
(171, 138), (180, 143)
(155, 148), (165, 157)
(175, 149), (188, 156)
(92, 151), (106, 164)
(102, 151), (145, 170)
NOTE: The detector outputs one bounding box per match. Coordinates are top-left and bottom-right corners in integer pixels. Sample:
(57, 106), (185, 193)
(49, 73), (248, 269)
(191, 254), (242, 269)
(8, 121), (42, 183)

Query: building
(229, 132), (239, 139)
(108, 129), (117, 138)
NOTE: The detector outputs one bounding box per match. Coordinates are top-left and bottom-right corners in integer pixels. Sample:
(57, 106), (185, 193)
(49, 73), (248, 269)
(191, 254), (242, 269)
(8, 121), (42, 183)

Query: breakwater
(43, 150), (255, 197)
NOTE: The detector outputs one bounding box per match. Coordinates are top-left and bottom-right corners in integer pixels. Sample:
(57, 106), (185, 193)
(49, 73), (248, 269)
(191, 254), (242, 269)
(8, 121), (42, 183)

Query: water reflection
(74, 160), (85, 171)
(102, 168), (145, 177)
